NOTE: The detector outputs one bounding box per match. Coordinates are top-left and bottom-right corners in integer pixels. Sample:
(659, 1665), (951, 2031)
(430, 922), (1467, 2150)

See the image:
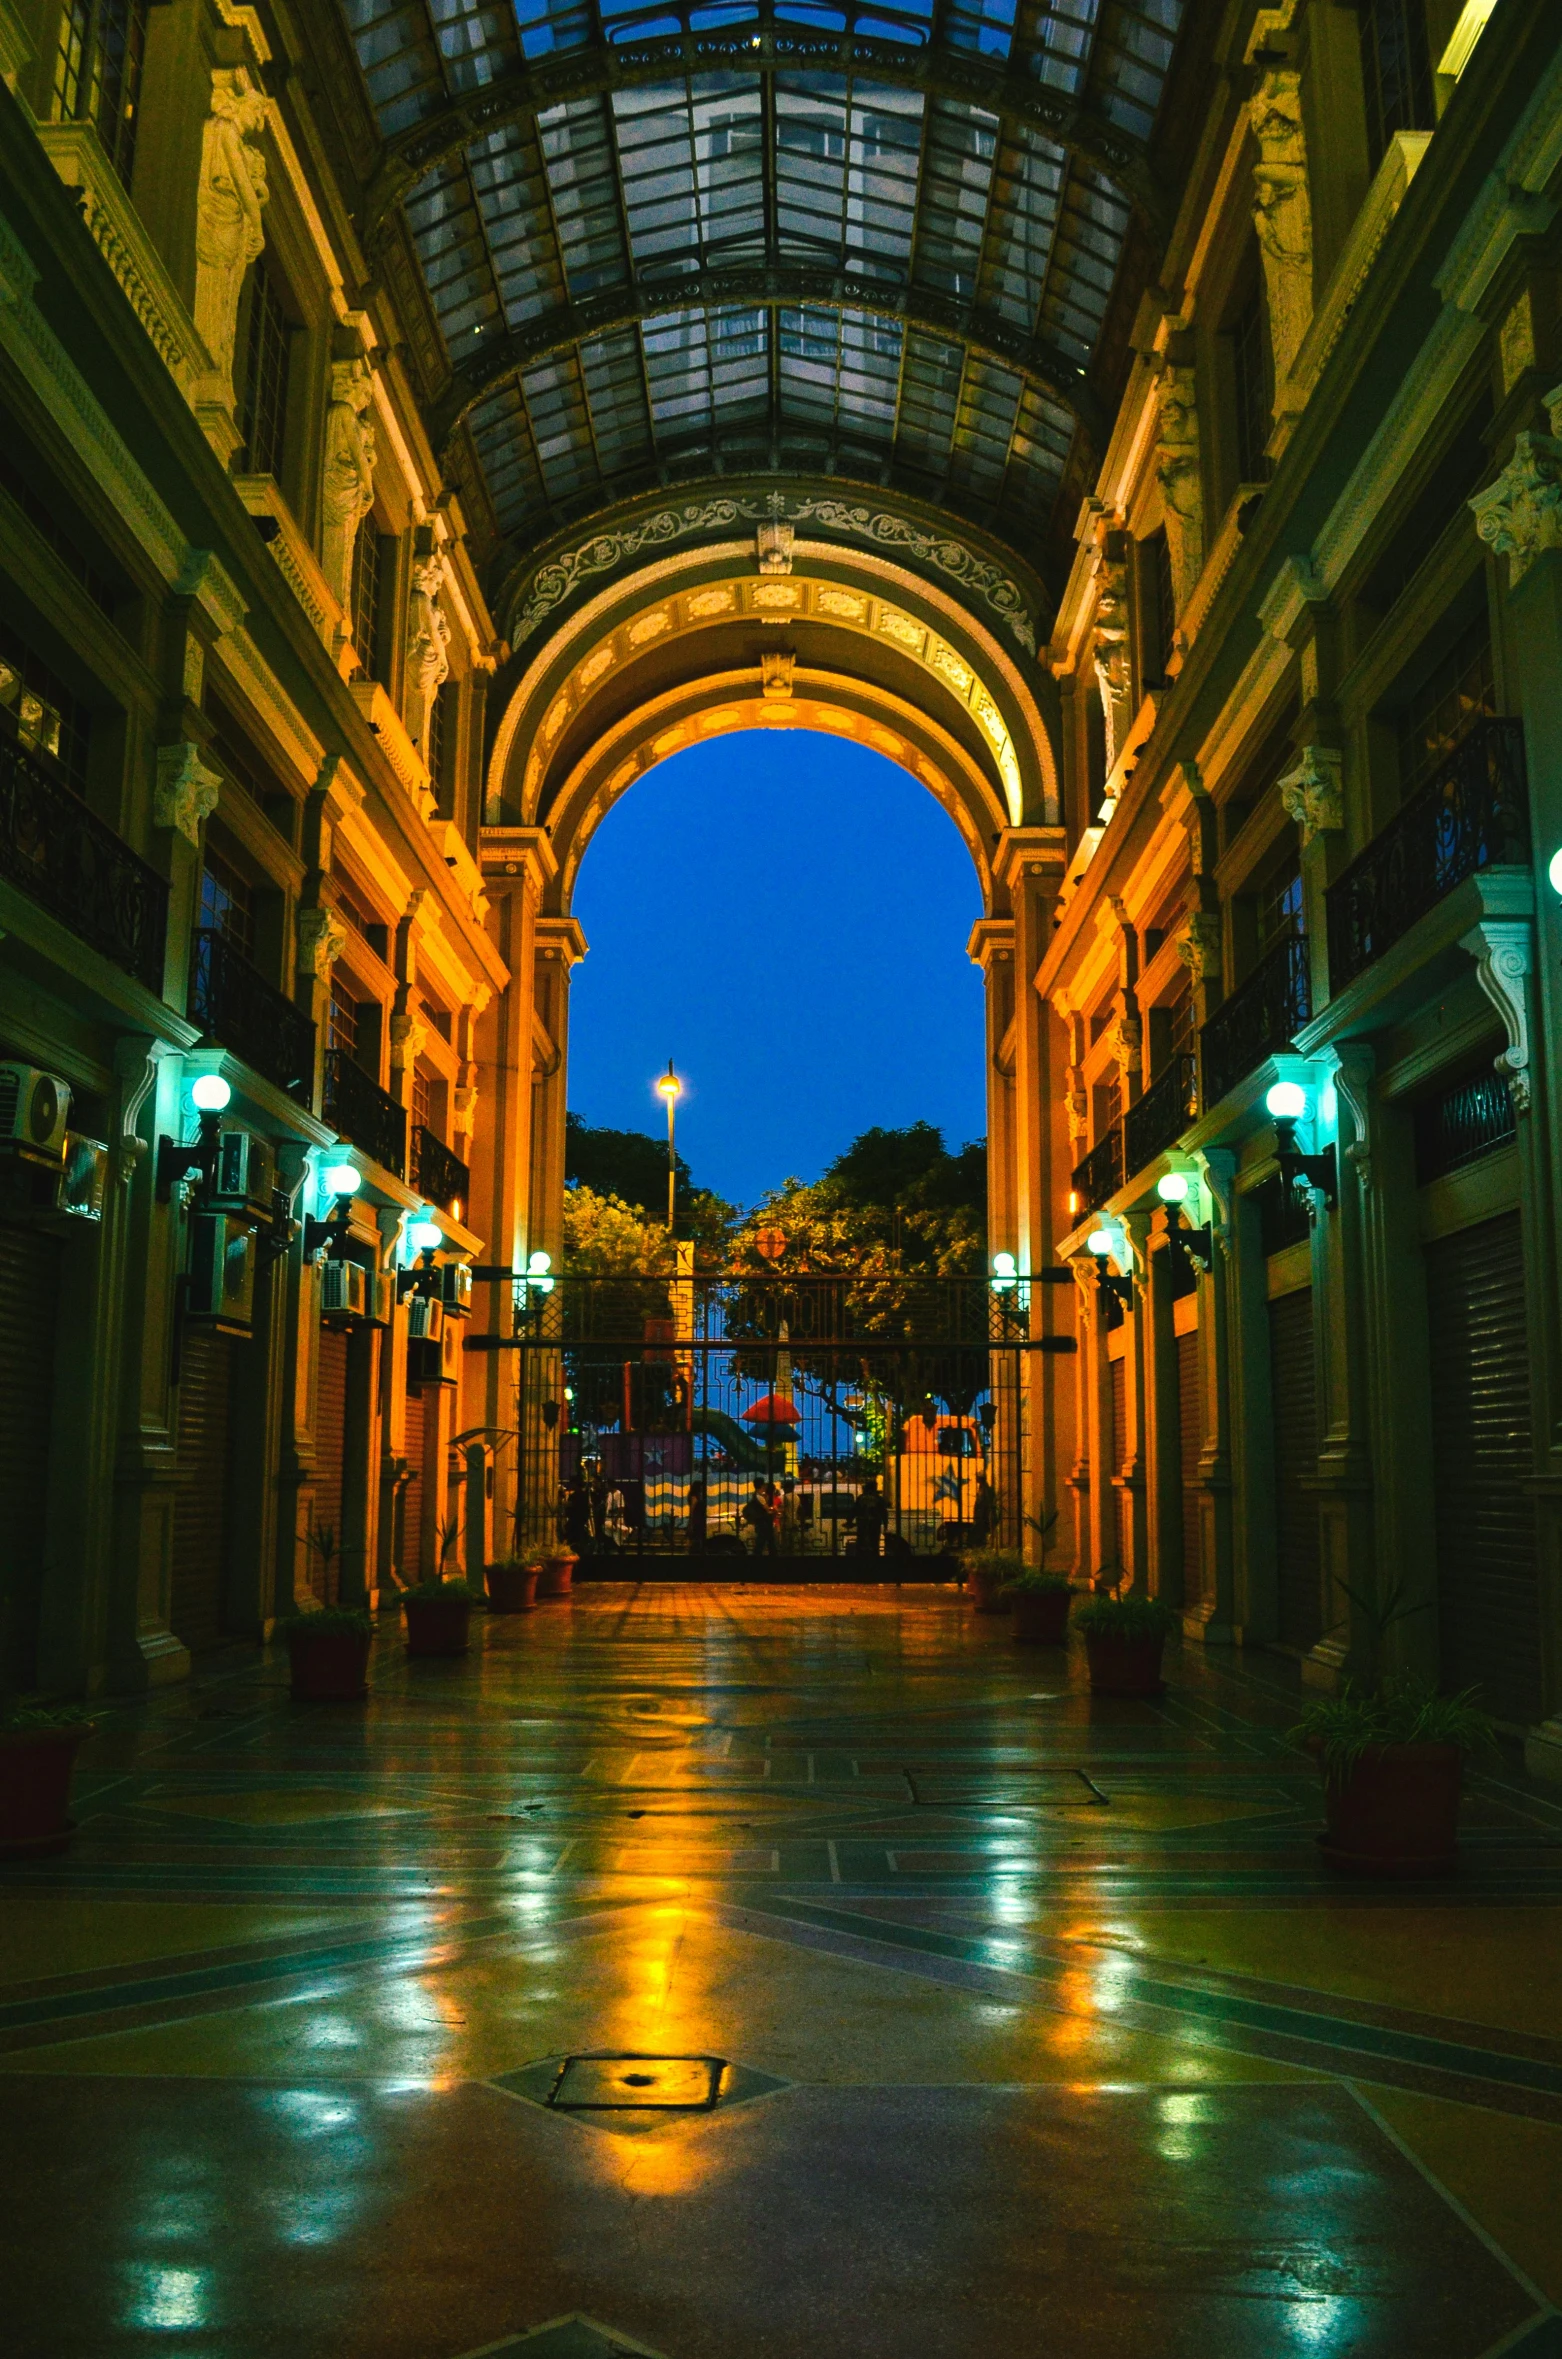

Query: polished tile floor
(4, 1586), (1562, 2357)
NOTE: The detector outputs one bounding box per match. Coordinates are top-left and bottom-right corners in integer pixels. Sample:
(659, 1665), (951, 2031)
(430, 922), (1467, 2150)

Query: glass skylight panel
(431, 0), (520, 91)
(773, 78), (921, 279)
(942, 0), (1015, 62)
(894, 329), (966, 483)
(405, 158), (508, 353)
(829, 308), (903, 440)
(519, 351), (602, 508)
(979, 127), (1064, 329)
(513, 0), (595, 60)
(641, 307), (769, 447)
(540, 97), (633, 299)
(616, 77), (766, 276)
(910, 102), (999, 304)
(466, 380), (547, 536)
(948, 354), (1023, 502)
(342, 0), (446, 134)
(1093, 0), (1182, 140)
(1004, 382), (1075, 521)
(471, 125), (569, 328)
(1038, 165), (1129, 364)
(580, 329), (656, 475)
(1025, 0), (1098, 94)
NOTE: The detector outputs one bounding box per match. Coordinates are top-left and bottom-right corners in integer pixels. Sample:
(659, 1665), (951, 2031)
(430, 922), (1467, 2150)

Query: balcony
(1123, 1053), (1198, 1179)
(1201, 934), (1311, 1110)
(1326, 718), (1528, 992)
(0, 724), (167, 993)
(414, 1125), (470, 1219)
(188, 930), (315, 1104)
(1072, 1126), (1123, 1213)
(323, 1049), (407, 1179)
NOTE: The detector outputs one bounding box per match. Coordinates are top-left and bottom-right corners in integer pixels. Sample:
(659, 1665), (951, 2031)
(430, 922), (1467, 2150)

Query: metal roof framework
(339, 0), (1186, 592)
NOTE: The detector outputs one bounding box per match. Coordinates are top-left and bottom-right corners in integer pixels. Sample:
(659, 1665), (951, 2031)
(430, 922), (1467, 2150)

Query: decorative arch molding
(495, 484), (1046, 660)
(540, 669), (1001, 915)
(485, 537), (1061, 831)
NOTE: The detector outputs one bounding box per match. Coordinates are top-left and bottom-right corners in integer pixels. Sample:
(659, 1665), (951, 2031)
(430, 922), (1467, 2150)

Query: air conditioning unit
(320, 1258), (368, 1324)
(59, 1134), (109, 1223)
(187, 1212), (256, 1335)
(212, 1127), (276, 1215)
(0, 1064), (71, 1164)
(438, 1261), (473, 1318)
(406, 1293), (443, 1342)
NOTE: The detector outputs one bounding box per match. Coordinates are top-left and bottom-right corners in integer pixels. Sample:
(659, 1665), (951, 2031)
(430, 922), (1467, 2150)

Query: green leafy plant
(962, 1548), (1025, 1582)
(399, 1579), (481, 1606)
(1001, 1570), (1074, 1597)
(1074, 1592), (1179, 1641)
(276, 1606), (374, 1639)
(1292, 1672), (1495, 1784)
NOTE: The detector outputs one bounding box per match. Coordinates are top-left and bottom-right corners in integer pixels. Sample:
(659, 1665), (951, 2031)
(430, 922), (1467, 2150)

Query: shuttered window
(1177, 1329), (1202, 1608)
(401, 1387), (425, 1586)
(1425, 1214), (1541, 1722)
(1110, 1354), (1130, 1579)
(170, 1330), (235, 1653)
(0, 1225), (61, 1687)
(313, 1328), (349, 1604)
(1268, 1289), (1320, 1649)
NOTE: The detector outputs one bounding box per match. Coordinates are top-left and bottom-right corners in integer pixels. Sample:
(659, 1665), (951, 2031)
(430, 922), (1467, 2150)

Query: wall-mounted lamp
(1156, 1169), (1214, 1271)
(1086, 1224), (1133, 1306)
(1265, 1080), (1337, 1213)
(304, 1158), (361, 1257)
(991, 1249), (1017, 1292)
(156, 1072), (232, 1201)
(1548, 846), (1562, 898)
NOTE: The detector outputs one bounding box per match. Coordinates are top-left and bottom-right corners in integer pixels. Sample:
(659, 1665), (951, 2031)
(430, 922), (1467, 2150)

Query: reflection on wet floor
(3, 1584), (1560, 2355)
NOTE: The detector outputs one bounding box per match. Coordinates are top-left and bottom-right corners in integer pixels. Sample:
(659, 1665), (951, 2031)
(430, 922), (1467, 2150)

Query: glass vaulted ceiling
(342, 0), (1184, 559)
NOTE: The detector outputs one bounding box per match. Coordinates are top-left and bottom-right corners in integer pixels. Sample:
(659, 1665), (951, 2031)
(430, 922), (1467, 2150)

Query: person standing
(687, 1476), (708, 1556)
(742, 1478), (778, 1557)
(563, 1474), (592, 1557)
(855, 1475), (887, 1559)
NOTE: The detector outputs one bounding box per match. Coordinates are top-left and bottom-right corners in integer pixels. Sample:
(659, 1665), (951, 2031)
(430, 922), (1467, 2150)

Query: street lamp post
(655, 1061), (682, 1233)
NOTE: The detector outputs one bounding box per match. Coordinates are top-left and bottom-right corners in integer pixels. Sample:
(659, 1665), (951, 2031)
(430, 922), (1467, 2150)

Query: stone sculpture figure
(320, 359), (378, 611)
(406, 552), (452, 756)
(193, 72), (269, 386)
(1156, 365), (1204, 619)
(1092, 557), (1134, 777)
(1250, 68), (1313, 392)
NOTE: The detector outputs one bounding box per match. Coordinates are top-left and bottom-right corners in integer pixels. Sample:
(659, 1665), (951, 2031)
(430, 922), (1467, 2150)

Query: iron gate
(486, 1272), (1047, 1575)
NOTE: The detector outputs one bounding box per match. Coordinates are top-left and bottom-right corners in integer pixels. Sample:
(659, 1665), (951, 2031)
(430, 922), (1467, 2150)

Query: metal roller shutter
(401, 1386), (424, 1586)
(312, 1328), (349, 1604)
(1177, 1330), (1202, 1608)
(1268, 1289), (1320, 1650)
(1110, 1355), (1130, 1578)
(1425, 1213), (1541, 1722)
(170, 1330), (235, 1654)
(0, 1224), (62, 1686)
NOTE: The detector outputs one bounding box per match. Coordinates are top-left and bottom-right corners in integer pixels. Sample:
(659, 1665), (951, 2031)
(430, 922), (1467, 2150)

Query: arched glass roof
(341, 0), (1185, 576)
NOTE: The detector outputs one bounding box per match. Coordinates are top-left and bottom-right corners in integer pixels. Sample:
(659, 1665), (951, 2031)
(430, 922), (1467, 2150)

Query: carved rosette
(1470, 425), (1562, 585)
(1156, 365), (1204, 618)
(154, 743), (221, 846)
(320, 358), (379, 611)
(1278, 746), (1344, 846)
(296, 907), (349, 980)
(1250, 68), (1313, 392)
(192, 71), (269, 388)
(1175, 914), (1223, 986)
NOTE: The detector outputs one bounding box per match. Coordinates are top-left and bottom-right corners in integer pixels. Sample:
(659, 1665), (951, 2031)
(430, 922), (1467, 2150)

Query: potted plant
(963, 1548), (1020, 1614)
(1293, 1672), (1493, 1875)
(1003, 1570), (1075, 1645)
(279, 1606), (374, 1702)
(538, 1550), (578, 1598)
(401, 1579), (480, 1656)
(487, 1557), (541, 1613)
(0, 1701), (97, 1858)
(1075, 1589), (1179, 1696)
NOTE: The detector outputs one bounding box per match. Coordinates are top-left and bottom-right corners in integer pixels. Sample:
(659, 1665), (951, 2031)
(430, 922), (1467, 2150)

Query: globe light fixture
(406, 1216), (442, 1253)
(322, 1160), (360, 1200)
(528, 1250), (552, 1274)
(1157, 1172), (1190, 1204)
(1086, 1227), (1115, 1257)
(1549, 846), (1562, 898)
(992, 1251), (1016, 1276)
(189, 1073), (231, 1114)
(1266, 1080), (1308, 1122)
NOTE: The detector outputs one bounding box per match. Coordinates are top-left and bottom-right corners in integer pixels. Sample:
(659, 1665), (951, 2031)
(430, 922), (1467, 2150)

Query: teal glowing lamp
(1086, 1227), (1114, 1256)
(1265, 1080), (1308, 1122)
(156, 1071), (232, 1198)
(322, 1160), (361, 1200)
(1266, 1079), (1337, 1212)
(1156, 1171), (1190, 1204)
(189, 1073), (231, 1114)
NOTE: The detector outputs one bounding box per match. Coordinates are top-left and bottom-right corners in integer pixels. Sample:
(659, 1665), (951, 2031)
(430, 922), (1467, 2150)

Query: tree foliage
(729, 1123), (985, 1280)
(564, 1113), (736, 1263)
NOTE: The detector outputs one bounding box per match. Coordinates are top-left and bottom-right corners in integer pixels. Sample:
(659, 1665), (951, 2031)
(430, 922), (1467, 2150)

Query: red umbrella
(741, 1393), (800, 1426)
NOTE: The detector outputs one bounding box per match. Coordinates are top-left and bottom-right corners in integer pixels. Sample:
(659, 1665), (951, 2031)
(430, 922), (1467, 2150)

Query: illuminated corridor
(3, 1590), (1559, 2356)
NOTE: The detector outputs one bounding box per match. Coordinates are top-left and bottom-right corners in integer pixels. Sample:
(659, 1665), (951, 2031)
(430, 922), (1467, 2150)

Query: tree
(565, 1113), (736, 1263)
(729, 1124), (986, 1281)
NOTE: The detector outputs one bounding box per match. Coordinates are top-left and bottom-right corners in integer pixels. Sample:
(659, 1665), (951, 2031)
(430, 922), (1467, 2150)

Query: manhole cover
(549, 2054), (723, 2111)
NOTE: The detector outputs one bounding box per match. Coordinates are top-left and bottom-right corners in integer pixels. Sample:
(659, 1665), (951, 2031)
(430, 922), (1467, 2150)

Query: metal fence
(490, 1273), (1039, 1573)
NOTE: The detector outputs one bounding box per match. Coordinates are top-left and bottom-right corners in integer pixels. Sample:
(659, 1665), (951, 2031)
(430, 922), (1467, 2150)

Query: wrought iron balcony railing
(1326, 717), (1529, 991)
(323, 1048), (407, 1179)
(188, 929), (315, 1104)
(0, 724), (167, 992)
(1072, 1125), (1124, 1213)
(1123, 1052), (1198, 1179)
(1201, 933), (1311, 1110)
(414, 1124), (470, 1218)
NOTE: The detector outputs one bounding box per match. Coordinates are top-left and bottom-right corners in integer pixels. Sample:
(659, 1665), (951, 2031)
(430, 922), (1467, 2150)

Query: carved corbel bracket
(1278, 745), (1344, 847)
(1107, 1011), (1142, 1079)
(1330, 1042), (1376, 1188)
(296, 906), (349, 980)
(1470, 426), (1562, 585)
(1461, 918), (1533, 1112)
(390, 1006), (428, 1073)
(1194, 1147), (1237, 1260)
(112, 1036), (167, 1186)
(1175, 913), (1223, 987)
(154, 742), (221, 846)
(757, 521), (794, 575)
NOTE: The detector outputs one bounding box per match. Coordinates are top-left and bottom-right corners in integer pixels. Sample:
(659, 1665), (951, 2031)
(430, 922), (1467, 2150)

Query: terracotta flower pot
(966, 1564), (1011, 1614)
(286, 1627), (371, 1702)
(0, 1722), (94, 1857)
(1084, 1630), (1166, 1697)
(1012, 1587), (1072, 1645)
(487, 1561), (541, 1614)
(403, 1595), (472, 1657)
(1316, 1741), (1463, 1876)
(537, 1553), (577, 1598)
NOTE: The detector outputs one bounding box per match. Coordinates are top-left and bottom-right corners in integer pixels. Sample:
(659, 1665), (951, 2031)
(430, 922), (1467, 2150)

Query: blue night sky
(568, 731), (987, 1211)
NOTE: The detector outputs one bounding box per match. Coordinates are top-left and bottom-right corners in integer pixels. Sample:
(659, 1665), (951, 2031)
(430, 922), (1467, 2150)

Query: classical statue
(406, 552), (452, 757)
(193, 73), (269, 386)
(1250, 69), (1314, 390)
(320, 359), (378, 610)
